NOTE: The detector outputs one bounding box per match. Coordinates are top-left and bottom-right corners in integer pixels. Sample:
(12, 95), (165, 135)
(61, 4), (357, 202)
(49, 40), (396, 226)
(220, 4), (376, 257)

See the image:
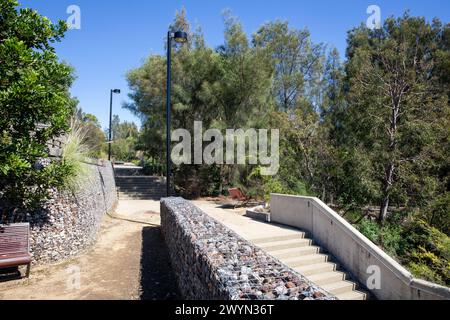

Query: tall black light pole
(109, 89), (121, 161)
(166, 30), (188, 197)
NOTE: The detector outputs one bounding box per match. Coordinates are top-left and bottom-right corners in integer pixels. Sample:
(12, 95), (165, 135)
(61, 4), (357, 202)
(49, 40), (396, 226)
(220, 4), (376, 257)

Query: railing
(270, 194), (450, 300)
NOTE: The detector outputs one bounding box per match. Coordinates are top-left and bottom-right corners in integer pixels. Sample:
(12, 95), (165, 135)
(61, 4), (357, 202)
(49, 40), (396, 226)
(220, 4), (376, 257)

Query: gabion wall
(2, 160), (118, 265)
(161, 198), (334, 300)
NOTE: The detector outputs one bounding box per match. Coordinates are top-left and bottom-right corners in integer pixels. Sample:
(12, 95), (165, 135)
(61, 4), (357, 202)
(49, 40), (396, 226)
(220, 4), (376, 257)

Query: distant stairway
(116, 176), (166, 200)
(252, 234), (368, 300)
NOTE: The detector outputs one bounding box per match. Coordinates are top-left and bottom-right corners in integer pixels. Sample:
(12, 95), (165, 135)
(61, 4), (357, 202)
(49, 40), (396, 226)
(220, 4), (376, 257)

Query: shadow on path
(140, 226), (181, 300)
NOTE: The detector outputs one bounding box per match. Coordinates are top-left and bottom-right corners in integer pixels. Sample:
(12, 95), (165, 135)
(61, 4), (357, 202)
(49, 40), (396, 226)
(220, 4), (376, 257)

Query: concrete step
(251, 234), (307, 244)
(269, 246), (321, 259)
(118, 191), (165, 194)
(307, 271), (346, 286)
(282, 253), (329, 267)
(119, 196), (164, 200)
(117, 186), (165, 190)
(117, 188), (163, 193)
(118, 193), (165, 196)
(259, 238), (312, 251)
(117, 190), (165, 193)
(321, 280), (355, 295)
(335, 290), (367, 300)
(116, 181), (164, 184)
(117, 182), (164, 185)
(116, 182), (164, 185)
(117, 185), (164, 188)
(294, 262), (337, 276)
(117, 183), (164, 186)
(253, 233), (368, 300)
(115, 176), (164, 179)
(118, 194), (166, 198)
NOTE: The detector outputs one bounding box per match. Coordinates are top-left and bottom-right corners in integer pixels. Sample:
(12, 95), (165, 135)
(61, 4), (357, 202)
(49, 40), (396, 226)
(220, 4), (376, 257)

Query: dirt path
(0, 200), (180, 300)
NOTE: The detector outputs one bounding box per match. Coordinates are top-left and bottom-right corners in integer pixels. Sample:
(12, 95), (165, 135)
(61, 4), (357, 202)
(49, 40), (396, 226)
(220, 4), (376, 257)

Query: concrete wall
(270, 194), (450, 300)
(161, 197), (334, 300)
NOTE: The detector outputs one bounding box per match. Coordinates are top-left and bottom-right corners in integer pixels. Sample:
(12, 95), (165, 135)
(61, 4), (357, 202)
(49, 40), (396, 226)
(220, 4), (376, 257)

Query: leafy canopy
(0, 0), (75, 213)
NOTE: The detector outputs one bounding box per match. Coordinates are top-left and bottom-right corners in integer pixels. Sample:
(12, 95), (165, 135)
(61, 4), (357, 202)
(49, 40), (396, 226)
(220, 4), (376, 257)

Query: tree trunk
(379, 94), (400, 223)
(379, 163), (394, 223)
(379, 194), (390, 224)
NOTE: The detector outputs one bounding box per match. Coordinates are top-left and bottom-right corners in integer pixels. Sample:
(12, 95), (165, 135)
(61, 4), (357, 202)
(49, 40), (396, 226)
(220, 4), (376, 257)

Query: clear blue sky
(21, 0), (450, 131)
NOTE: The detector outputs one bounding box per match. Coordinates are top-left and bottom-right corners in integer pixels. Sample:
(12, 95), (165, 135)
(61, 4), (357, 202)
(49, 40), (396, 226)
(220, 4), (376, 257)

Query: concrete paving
(192, 200), (367, 300)
(192, 200), (305, 241)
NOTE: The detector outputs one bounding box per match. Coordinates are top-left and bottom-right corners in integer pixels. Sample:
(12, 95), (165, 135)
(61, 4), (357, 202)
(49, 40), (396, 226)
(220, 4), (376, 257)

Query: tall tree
(344, 14), (450, 223)
(253, 20), (324, 112)
(0, 0), (75, 214)
(75, 108), (106, 158)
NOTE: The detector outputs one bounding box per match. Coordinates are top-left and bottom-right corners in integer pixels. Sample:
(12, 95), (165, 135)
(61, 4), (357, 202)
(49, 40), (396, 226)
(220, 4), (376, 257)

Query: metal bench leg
(25, 263), (31, 278)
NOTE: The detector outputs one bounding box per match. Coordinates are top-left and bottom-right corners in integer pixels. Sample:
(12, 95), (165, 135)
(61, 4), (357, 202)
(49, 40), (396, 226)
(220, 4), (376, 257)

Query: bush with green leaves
(356, 215), (449, 286)
(0, 0), (75, 215)
(60, 119), (94, 191)
(399, 219), (450, 286)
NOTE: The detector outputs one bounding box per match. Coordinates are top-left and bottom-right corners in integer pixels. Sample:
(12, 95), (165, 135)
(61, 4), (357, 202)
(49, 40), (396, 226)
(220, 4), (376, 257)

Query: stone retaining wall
(161, 198), (334, 300)
(13, 160), (117, 264)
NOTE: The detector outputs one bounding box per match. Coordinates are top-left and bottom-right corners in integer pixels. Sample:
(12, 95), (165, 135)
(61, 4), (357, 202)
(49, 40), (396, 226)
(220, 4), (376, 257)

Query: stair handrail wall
(270, 194), (450, 300)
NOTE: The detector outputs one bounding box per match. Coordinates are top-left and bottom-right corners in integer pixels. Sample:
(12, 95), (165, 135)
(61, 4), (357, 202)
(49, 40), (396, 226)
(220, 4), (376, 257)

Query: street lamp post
(109, 89), (121, 161)
(166, 30), (187, 197)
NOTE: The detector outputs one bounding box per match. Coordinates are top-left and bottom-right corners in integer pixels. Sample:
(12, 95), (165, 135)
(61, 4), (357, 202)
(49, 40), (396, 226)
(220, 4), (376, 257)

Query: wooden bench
(228, 188), (252, 208)
(0, 223), (31, 278)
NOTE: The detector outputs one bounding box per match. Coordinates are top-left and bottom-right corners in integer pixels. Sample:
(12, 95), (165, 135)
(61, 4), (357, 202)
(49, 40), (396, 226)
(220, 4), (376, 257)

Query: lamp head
(112, 89), (121, 94)
(173, 31), (188, 44)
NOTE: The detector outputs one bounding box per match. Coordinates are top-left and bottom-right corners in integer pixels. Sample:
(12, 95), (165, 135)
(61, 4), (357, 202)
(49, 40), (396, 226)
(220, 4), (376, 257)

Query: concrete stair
(115, 176), (166, 200)
(252, 234), (368, 300)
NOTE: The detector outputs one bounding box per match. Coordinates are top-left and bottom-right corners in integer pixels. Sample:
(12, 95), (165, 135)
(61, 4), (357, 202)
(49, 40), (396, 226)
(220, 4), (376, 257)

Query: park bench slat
(0, 223), (31, 278)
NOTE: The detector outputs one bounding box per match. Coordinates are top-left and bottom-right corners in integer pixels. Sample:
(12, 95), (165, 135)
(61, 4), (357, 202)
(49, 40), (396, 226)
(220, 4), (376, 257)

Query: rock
(286, 282), (296, 289)
(160, 198), (336, 301)
(0, 161), (117, 265)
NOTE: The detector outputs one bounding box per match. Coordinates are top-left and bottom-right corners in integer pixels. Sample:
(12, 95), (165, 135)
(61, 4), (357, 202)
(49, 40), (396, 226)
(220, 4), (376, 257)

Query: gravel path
(0, 200), (180, 300)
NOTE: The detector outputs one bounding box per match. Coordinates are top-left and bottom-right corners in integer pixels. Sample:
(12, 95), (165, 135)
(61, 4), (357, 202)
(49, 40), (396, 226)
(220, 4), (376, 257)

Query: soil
(0, 200), (181, 300)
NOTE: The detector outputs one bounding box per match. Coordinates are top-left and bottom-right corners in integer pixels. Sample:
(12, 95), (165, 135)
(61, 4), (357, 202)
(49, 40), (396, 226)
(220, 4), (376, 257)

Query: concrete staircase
(115, 176), (166, 200)
(252, 234), (368, 300)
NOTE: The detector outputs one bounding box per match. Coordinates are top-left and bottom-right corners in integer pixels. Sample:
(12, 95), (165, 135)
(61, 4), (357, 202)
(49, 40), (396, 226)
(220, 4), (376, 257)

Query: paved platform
(192, 200), (304, 241)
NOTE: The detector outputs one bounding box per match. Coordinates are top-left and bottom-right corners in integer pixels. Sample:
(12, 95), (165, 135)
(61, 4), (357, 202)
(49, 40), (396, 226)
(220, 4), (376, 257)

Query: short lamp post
(166, 30), (188, 197)
(109, 89), (121, 161)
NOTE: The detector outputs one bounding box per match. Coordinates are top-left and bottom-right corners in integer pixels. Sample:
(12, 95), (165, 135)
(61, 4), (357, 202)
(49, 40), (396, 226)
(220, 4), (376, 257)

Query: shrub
(356, 219), (381, 244)
(0, 0), (74, 215)
(421, 193), (450, 236)
(380, 224), (404, 257)
(399, 219), (450, 286)
(60, 119), (94, 191)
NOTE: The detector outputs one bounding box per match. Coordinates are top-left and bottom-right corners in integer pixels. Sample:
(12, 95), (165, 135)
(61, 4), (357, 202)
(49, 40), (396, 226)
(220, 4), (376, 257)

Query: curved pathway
(0, 200), (180, 300)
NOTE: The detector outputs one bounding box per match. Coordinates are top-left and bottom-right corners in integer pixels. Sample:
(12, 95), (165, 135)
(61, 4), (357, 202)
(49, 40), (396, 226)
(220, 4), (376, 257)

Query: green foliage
(125, 9), (449, 284)
(343, 14), (450, 221)
(142, 160), (164, 176)
(380, 224), (404, 257)
(399, 219), (450, 286)
(421, 192), (450, 235)
(357, 219), (381, 244)
(110, 115), (139, 162)
(356, 216), (449, 286)
(75, 108), (107, 158)
(0, 0), (75, 214)
(60, 119), (93, 191)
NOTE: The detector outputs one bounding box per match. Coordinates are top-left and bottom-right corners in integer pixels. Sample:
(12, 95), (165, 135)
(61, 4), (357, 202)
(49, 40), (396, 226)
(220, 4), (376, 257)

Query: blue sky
(20, 0), (450, 131)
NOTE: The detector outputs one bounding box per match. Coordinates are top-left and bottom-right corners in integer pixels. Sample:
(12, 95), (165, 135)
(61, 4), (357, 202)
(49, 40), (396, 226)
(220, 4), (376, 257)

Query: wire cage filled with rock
(161, 198), (334, 300)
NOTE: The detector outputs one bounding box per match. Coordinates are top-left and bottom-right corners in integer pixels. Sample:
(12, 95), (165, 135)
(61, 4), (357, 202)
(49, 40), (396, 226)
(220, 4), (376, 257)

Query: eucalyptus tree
(344, 14), (450, 223)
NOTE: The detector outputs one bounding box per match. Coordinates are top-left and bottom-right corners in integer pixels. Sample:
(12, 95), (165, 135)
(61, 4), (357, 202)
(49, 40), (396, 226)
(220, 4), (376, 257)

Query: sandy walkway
(0, 200), (180, 300)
